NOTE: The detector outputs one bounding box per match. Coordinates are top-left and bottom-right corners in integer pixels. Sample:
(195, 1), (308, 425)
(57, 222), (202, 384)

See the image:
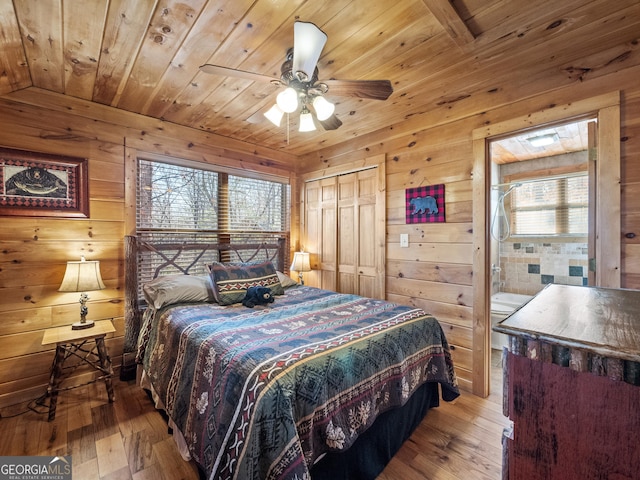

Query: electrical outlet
(400, 233), (409, 248)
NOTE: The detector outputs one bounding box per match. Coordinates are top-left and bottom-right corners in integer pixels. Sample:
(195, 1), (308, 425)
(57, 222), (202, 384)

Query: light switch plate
(400, 233), (409, 248)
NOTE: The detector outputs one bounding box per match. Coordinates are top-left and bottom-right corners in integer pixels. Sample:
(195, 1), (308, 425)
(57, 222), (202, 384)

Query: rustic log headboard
(121, 233), (289, 379)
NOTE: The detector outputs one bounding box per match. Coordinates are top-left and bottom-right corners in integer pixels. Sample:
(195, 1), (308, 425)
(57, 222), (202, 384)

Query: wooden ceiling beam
(421, 0), (475, 47)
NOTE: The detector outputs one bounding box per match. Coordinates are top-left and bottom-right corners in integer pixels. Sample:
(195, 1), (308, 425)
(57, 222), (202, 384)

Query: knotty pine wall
(299, 64), (640, 394)
(0, 91), (296, 409)
(1, 63), (639, 405)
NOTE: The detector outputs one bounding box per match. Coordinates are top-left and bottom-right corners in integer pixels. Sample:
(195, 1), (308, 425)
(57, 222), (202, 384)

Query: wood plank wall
(0, 91), (296, 408)
(1, 61), (639, 405)
(298, 64), (640, 393)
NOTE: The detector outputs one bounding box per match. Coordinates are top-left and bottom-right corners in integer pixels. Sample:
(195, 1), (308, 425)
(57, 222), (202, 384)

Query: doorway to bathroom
(488, 118), (592, 351)
(471, 91), (621, 398)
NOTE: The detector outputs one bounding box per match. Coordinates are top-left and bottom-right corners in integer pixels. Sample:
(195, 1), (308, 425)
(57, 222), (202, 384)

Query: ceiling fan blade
(323, 79), (393, 100)
(292, 22), (327, 81)
(199, 64), (277, 84)
(319, 113), (342, 131)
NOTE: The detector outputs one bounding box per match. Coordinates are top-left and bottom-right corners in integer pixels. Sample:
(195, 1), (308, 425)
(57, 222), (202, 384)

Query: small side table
(42, 319), (116, 421)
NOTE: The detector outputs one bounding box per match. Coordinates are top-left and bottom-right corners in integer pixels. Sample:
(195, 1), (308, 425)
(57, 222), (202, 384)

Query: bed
(123, 235), (459, 480)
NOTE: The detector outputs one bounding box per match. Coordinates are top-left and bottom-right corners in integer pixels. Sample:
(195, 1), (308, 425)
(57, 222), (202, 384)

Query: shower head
(503, 184), (518, 197)
(493, 182), (522, 200)
(491, 182), (522, 191)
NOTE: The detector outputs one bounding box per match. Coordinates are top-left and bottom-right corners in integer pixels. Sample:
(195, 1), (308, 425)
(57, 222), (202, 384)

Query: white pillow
(143, 274), (215, 309)
(277, 270), (299, 288)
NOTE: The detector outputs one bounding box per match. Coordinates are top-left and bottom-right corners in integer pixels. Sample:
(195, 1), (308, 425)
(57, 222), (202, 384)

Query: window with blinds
(135, 158), (290, 290)
(137, 159), (290, 232)
(138, 160), (220, 230)
(510, 174), (588, 236)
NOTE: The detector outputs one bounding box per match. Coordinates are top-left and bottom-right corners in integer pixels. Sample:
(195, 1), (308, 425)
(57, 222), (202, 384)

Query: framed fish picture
(406, 184), (445, 223)
(0, 147), (89, 218)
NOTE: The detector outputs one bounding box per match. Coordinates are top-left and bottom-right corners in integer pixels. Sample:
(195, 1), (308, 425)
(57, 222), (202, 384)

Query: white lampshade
(290, 251), (311, 285)
(276, 87), (299, 113)
(59, 257), (106, 293)
(292, 22), (327, 81)
(264, 104), (285, 127)
(290, 251), (311, 272)
(299, 108), (316, 132)
(312, 96), (335, 121)
(59, 256), (105, 329)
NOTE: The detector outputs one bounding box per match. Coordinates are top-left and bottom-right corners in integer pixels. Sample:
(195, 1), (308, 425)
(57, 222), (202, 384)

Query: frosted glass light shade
(312, 96), (335, 121)
(264, 104), (285, 126)
(276, 87), (299, 113)
(292, 22), (327, 81)
(527, 133), (558, 147)
(59, 257), (106, 293)
(299, 109), (316, 132)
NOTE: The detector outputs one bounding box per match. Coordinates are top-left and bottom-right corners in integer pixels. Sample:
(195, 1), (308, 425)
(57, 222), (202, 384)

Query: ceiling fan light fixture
(312, 96), (335, 121)
(292, 22), (327, 81)
(527, 133), (559, 147)
(200, 21), (393, 136)
(264, 104), (284, 127)
(299, 107), (316, 132)
(277, 87), (299, 113)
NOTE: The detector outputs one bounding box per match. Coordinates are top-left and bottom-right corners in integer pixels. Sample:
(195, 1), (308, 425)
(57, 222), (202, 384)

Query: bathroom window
(510, 173), (588, 236)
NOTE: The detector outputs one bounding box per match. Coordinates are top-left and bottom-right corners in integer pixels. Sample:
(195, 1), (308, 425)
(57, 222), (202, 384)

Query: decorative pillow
(208, 260), (284, 306)
(142, 274), (215, 309)
(277, 270), (299, 288)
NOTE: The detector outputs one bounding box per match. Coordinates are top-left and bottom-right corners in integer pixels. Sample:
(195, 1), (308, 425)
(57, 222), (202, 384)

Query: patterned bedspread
(137, 286), (459, 480)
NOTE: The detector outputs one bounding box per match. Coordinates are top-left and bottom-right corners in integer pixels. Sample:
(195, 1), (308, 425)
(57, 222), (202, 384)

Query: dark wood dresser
(494, 284), (640, 480)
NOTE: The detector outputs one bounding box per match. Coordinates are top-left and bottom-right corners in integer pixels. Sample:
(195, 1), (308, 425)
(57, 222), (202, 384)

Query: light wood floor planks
(0, 351), (508, 479)
(0, 379), (201, 480)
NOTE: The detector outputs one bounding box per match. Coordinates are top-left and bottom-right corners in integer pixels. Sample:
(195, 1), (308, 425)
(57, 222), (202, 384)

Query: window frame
(503, 167), (589, 242)
(132, 154), (292, 294)
(136, 155), (291, 235)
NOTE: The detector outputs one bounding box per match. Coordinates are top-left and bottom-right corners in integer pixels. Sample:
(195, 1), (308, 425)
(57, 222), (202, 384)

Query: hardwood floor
(0, 379), (201, 480)
(0, 351), (508, 480)
(378, 350), (509, 480)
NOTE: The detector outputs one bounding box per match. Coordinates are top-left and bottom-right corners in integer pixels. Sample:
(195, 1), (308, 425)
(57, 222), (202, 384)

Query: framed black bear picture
(405, 184), (445, 223)
(0, 146), (89, 218)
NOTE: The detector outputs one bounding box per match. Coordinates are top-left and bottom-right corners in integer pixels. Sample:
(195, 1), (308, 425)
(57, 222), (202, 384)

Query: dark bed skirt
(310, 381), (440, 479)
(192, 381), (440, 480)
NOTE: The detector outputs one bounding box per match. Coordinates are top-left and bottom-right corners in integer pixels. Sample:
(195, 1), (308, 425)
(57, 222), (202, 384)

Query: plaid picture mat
(405, 184), (445, 223)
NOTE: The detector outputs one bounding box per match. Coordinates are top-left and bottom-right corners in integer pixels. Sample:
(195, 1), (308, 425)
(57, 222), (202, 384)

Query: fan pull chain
(286, 112), (290, 145)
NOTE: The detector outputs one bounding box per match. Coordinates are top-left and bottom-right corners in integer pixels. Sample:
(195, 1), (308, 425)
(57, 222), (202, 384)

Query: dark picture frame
(0, 147), (89, 218)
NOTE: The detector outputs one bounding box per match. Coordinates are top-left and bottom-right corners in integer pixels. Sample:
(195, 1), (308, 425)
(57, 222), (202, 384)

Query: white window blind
(138, 160), (219, 230)
(137, 159), (290, 233)
(225, 176), (289, 231)
(135, 159), (290, 292)
(511, 174), (588, 236)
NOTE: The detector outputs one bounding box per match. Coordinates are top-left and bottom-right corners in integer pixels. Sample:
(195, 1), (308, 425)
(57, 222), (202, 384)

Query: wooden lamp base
(72, 319), (95, 330)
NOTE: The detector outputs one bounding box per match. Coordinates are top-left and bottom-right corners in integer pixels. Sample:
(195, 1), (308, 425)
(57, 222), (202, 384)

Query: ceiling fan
(200, 21), (393, 132)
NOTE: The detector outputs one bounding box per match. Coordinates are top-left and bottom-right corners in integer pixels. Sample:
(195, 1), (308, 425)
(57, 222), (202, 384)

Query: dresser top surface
(494, 284), (640, 361)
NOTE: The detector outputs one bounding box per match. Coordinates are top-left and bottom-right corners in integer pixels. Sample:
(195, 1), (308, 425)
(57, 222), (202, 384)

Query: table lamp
(59, 256), (106, 330)
(290, 251), (311, 285)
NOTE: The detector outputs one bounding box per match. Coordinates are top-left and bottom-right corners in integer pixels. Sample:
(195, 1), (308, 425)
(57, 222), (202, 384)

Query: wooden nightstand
(42, 319), (116, 421)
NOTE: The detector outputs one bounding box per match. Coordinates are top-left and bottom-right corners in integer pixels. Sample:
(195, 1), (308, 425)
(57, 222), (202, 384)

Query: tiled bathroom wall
(499, 241), (589, 296)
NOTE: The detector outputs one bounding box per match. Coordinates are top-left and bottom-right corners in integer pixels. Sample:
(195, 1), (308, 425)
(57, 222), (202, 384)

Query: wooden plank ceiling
(0, 0), (638, 157)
